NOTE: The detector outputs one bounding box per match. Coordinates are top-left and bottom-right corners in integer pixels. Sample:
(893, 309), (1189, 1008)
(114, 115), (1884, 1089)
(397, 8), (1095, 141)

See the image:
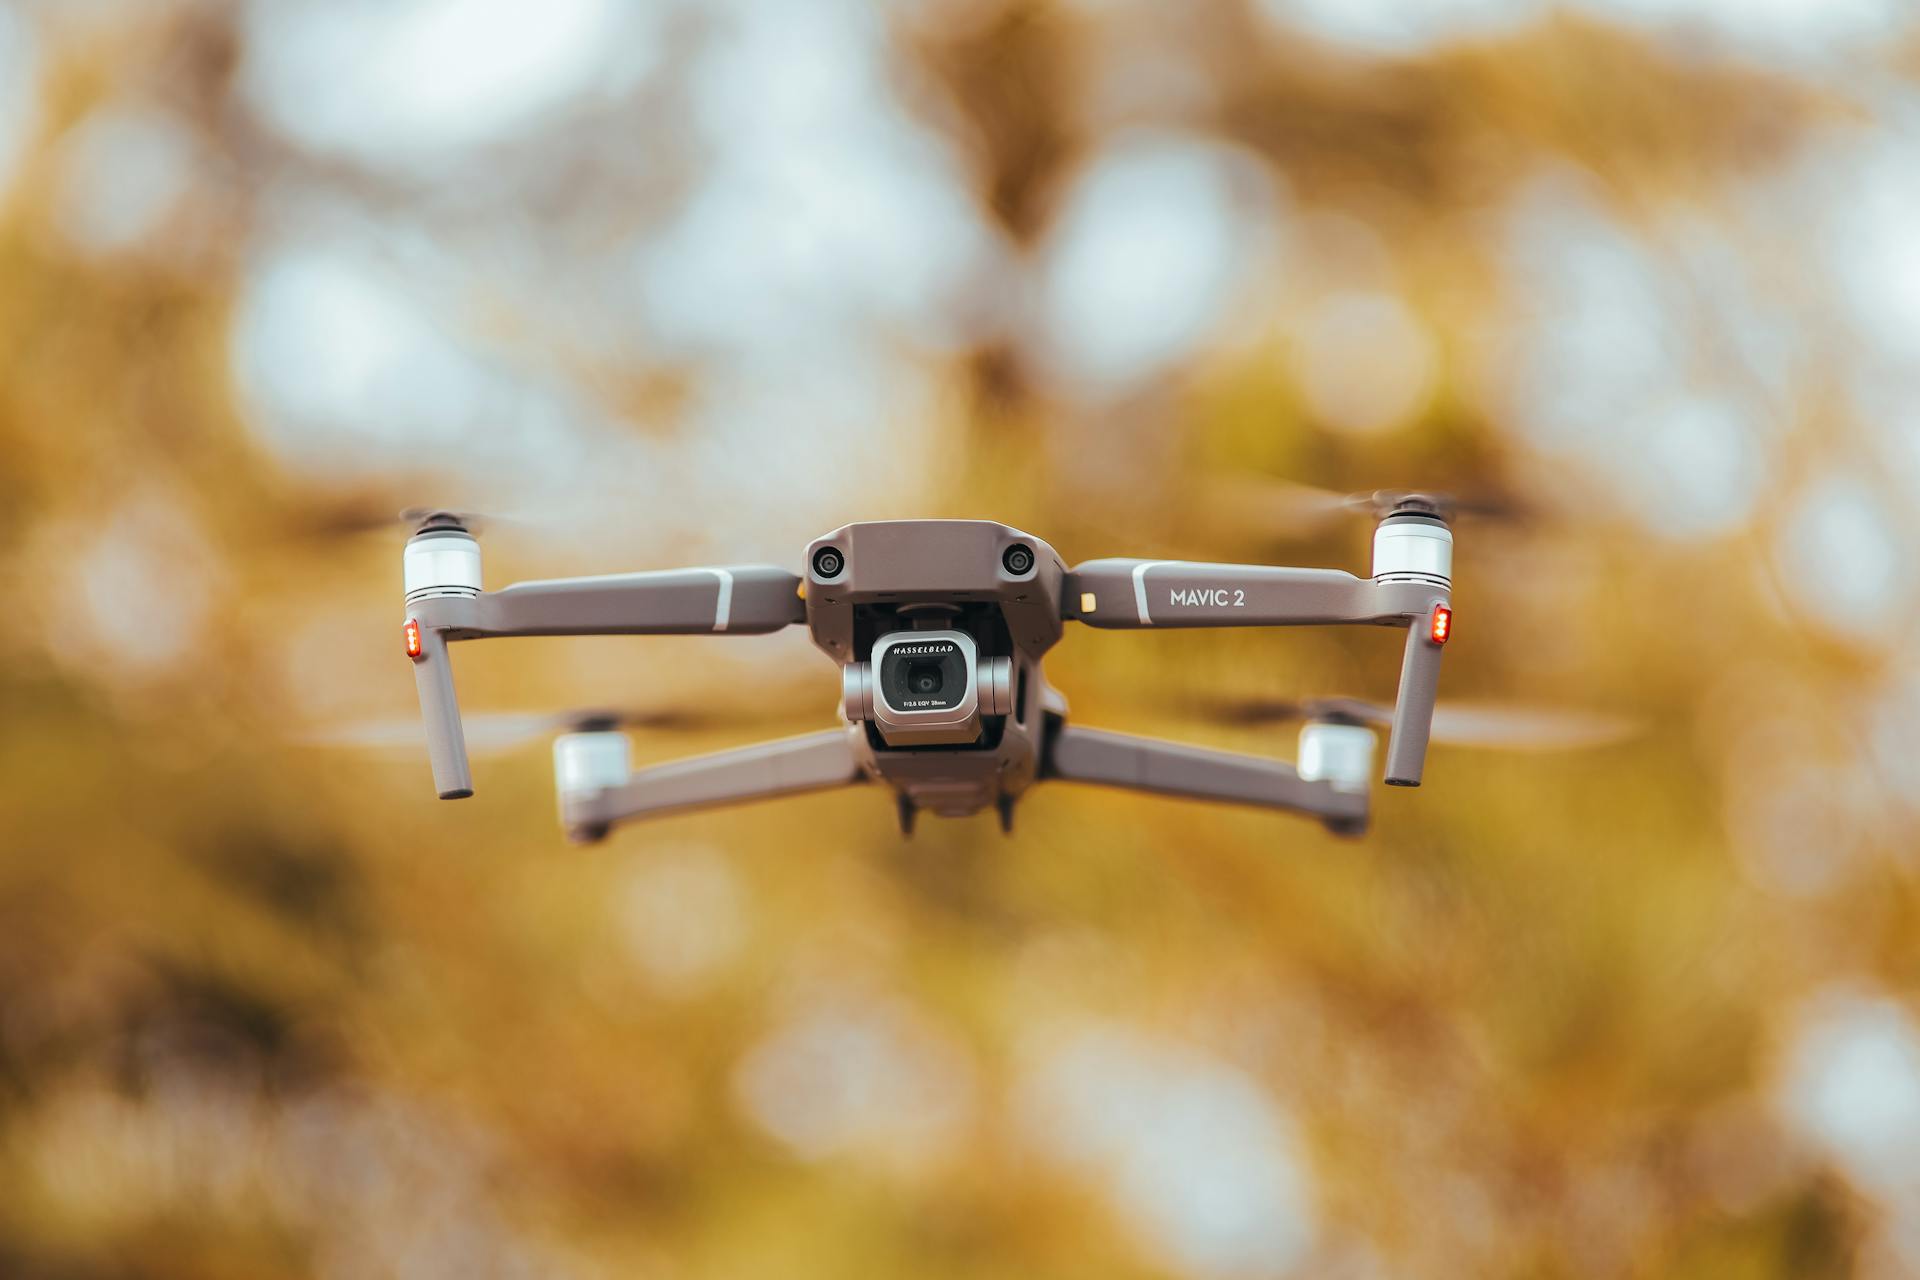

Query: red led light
(1430, 604), (1452, 646)
(404, 618), (424, 661)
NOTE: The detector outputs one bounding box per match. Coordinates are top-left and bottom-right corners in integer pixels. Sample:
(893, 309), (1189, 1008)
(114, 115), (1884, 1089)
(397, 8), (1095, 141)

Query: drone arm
(403, 565), (804, 800)
(1064, 558), (1450, 787)
(1385, 617), (1445, 786)
(1041, 726), (1369, 834)
(1063, 559), (1435, 628)
(410, 625), (474, 799)
(559, 728), (865, 836)
(416, 565), (806, 638)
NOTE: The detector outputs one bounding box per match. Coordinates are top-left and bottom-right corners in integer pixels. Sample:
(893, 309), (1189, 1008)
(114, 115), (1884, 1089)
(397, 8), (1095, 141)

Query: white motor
(1297, 722), (1375, 793)
(553, 731), (631, 797)
(1371, 513), (1452, 587)
(404, 526), (484, 603)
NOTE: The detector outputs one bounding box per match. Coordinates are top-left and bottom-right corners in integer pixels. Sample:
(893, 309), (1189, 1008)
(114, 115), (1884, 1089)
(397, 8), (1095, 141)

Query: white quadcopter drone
(385, 493), (1610, 843)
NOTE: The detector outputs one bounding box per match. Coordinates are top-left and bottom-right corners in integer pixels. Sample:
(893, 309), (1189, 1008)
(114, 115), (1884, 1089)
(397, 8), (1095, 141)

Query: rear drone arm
(1042, 725), (1369, 835)
(1063, 558), (1451, 787)
(403, 521), (807, 798)
(557, 728), (865, 841)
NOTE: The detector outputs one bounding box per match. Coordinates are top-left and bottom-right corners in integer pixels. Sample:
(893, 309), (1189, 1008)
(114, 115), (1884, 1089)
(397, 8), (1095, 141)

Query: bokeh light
(1, 0), (1918, 1275)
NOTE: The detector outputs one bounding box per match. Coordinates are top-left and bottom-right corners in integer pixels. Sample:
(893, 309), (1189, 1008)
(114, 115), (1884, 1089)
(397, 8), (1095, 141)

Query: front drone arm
(1064, 560), (1435, 628)
(405, 555), (806, 798)
(1042, 726), (1369, 835)
(558, 729), (865, 840)
(415, 565), (807, 639)
(1063, 558), (1451, 787)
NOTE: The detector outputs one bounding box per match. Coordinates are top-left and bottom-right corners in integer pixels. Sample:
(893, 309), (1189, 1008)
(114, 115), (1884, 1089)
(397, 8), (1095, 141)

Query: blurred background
(1, 0), (1918, 1275)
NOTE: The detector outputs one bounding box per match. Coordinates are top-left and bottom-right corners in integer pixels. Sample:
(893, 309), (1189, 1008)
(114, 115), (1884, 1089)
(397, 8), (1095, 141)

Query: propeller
(398, 506), (524, 535)
(274, 490), (539, 540)
(1185, 694), (1640, 751)
(296, 704), (797, 756)
(1213, 478), (1529, 533)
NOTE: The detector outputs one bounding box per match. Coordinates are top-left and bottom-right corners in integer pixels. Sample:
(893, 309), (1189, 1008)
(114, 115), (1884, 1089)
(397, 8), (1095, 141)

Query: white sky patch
(667, 351), (946, 555)
(617, 847), (748, 998)
(641, 129), (993, 360)
(1612, 394), (1767, 540)
(238, 0), (636, 169)
(733, 990), (976, 1168)
(1778, 988), (1920, 1207)
(691, 0), (887, 147)
(230, 0), (983, 540)
(232, 244), (487, 451)
(1488, 172), (1777, 541)
(1772, 473), (1909, 643)
(50, 107), (197, 257)
(0, 6), (41, 202)
(229, 241), (618, 491)
(1254, 0), (1545, 54)
(43, 494), (223, 681)
(1493, 172), (1683, 447)
(1588, 0), (1909, 70)
(1037, 134), (1279, 399)
(1253, 0), (1909, 64)
(1016, 1022), (1316, 1278)
(1289, 290), (1437, 435)
(1819, 132), (1920, 366)
(645, 0), (995, 362)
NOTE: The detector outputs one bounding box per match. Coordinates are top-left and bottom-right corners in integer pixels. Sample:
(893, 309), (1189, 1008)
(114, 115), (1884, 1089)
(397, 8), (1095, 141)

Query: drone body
(400, 506), (1457, 843)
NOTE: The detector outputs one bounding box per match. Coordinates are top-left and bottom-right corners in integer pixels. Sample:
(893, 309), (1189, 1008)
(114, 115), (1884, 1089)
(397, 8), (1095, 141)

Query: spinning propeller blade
(300, 712), (569, 755)
(297, 705), (786, 756)
(279, 496), (539, 540)
(397, 506), (529, 534)
(1187, 695), (1639, 751)
(1215, 478), (1528, 531)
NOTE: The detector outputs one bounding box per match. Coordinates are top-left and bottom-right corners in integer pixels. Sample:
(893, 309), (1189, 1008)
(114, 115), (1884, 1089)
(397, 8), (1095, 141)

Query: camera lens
(1002, 543), (1034, 575)
(878, 634), (968, 715)
(812, 546), (845, 578)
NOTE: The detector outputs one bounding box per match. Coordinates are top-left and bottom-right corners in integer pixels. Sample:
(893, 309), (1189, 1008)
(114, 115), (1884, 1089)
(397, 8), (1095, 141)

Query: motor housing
(404, 526), (484, 602)
(1298, 722), (1376, 793)
(1371, 513), (1452, 587)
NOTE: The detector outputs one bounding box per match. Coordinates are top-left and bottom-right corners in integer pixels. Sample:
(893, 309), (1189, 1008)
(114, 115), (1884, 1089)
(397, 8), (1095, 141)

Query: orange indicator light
(1430, 604), (1452, 646)
(404, 618), (424, 660)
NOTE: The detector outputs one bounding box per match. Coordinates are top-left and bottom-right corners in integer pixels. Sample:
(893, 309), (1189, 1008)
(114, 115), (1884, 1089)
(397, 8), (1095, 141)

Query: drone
(385, 493), (1611, 843)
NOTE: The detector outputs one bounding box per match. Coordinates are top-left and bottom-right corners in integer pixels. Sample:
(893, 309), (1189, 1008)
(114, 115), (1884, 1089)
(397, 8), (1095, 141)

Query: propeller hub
(1383, 492), (1450, 522)
(408, 509), (471, 535)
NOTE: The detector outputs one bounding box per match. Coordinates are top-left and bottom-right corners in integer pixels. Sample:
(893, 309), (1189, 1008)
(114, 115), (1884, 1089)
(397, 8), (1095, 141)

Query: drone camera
(843, 629), (1014, 746)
